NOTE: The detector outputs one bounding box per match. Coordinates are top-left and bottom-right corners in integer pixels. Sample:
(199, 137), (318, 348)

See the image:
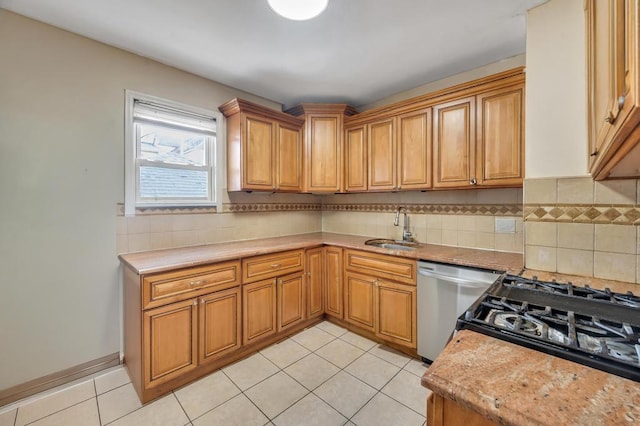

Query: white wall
(525, 0), (588, 178)
(360, 54), (526, 111)
(0, 10), (285, 389)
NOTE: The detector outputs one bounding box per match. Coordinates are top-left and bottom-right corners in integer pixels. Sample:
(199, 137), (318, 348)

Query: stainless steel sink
(364, 238), (419, 251)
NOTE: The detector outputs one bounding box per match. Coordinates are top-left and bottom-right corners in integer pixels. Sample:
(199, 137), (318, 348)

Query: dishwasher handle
(418, 268), (492, 289)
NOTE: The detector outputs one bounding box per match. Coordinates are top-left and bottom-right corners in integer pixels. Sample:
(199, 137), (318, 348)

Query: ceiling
(0, 0), (547, 108)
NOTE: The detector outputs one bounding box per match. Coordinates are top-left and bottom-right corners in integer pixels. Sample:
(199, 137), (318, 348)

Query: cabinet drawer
(242, 250), (304, 283)
(143, 261), (241, 309)
(345, 249), (416, 285)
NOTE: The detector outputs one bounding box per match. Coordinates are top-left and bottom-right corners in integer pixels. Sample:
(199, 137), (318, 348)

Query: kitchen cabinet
(344, 271), (376, 331)
(242, 279), (277, 345)
(344, 125), (368, 192)
(586, 0), (640, 179)
(305, 247), (324, 319)
(433, 84), (524, 188)
(125, 260), (242, 402)
(242, 250), (305, 341)
(343, 249), (417, 348)
(324, 246), (344, 319)
(143, 299), (198, 388)
(220, 98), (304, 192)
(199, 287), (242, 364)
(286, 103), (357, 193)
(427, 393), (498, 426)
(368, 117), (397, 191)
(397, 107), (432, 190)
(475, 84), (525, 186)
(433, 97), (476, 188)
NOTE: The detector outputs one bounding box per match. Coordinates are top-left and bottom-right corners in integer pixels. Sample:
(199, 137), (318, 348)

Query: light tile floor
(0, 321), (431, 426)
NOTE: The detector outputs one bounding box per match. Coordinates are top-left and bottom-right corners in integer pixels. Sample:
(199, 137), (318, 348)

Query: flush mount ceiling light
(267, 0), (329, 21)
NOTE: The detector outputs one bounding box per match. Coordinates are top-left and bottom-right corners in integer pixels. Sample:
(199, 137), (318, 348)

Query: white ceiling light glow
(267, 0), (329, 21)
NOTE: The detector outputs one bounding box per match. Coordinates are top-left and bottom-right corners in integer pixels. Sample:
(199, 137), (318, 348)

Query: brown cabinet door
(344, 125), (368, 192)
(344, 271), (375, 331)
(324, 246), (344, 319)
(428, 393), (499, 426)
(586, 0), (640, 179)
(243, 114), (276, 190)
(143, 299), (198, 388)
(276, 123), (302, 192)
(277, 272), (306, 332)
(433, 97), (475, 188)
(475, 85), (524, 186)
(242, 279), (277, 345)
(397, 108), (432, 190)
(368, 117), (396, 191)
(306, 114), (342, 192)
(306, 247), (324, 319)
(375, 280), (416, 348)
(199, 287), (241, 364)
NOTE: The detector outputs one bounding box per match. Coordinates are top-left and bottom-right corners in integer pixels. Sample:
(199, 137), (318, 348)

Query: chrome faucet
(393, 206), (414, 242)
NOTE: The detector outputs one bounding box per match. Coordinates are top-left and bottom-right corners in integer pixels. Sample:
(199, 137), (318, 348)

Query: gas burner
(490, 311), (543, 336)
(458, 277), (640, 382)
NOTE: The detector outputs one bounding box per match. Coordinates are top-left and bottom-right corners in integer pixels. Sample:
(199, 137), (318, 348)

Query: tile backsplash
(524, 177), (640, 284)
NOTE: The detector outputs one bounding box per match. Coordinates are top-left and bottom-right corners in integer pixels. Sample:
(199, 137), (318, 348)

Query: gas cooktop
(456, 275), (640, 382)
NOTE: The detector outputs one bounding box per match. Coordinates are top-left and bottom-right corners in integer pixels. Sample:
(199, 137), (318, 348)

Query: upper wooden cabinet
(344, 125), (368, 192)
(368, 117), (397, 190)
(220, 98), (304, 192)
(586, 0), (640, 179)
(286, 104), (357, 193)
(476, 84), (525, 186)
(433, 97), (475, 188)
(397, 108), (432, 190)
(433, 84), (524, 188)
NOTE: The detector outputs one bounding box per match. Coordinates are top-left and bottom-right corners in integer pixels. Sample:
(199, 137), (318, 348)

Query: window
(125, 91), (220, 215)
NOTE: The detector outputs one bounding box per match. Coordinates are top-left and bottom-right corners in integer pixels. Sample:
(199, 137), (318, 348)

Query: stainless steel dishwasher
(417, 261), (501, 362)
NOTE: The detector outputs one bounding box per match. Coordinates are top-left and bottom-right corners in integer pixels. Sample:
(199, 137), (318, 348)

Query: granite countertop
(118, 232), (524, 275)
(421, 330), (640, 425)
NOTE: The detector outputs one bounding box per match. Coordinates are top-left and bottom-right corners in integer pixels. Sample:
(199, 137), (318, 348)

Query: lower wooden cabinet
(143, 299), (198, 389)
(242, 279), (277, 345)
(277, 272), (306, 332)
(427, 393), (498, 426)
(305, 247), (324, 319)
(199, 287), (241, 364)
(344, 249), (417, 349)
(344, 271), (376, 331)
(376, 279), (416, 347)
(143, 286), (243, 390)
(324, 246), (344, 319)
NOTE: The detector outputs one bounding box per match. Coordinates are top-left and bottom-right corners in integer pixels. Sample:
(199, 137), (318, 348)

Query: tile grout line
(93, 380), (102, 426)
(171, 391), (192, 424)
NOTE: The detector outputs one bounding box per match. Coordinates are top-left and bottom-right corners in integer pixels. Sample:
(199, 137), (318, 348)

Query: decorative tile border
(524, 204), (640, 225)
(117, 202), (523, 216)
(323, 203), (522, 216)
(222, 203), (322, 213)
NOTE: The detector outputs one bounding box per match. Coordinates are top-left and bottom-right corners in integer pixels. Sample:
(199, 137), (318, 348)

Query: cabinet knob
(590, 149), (598, 157)
(271, 264), (282, 269)
(190, 280), (205, 286)
(469, 178), (477, 185)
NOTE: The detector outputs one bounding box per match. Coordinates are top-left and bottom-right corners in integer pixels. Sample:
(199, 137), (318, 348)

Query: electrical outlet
(495, 217), (516, 234)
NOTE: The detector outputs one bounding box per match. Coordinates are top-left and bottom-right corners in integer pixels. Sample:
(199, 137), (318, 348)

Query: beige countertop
(118, 232), (524, 275)
(422, 330), (640, 425)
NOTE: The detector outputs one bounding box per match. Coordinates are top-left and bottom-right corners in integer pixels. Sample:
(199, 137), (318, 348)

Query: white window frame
(124, 90), (223, 216)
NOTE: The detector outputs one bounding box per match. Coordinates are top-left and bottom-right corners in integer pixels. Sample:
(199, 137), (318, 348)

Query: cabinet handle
(200, 299), (205, 304)
(193, 300), (197, 306)
(271, 263), (282, 269)
(590, 149), (598, 157)
(189, 280), (205, 286)
(277, 279), (282, 285)
(469, 178), (477, 185)
(605, 112), (616, 124)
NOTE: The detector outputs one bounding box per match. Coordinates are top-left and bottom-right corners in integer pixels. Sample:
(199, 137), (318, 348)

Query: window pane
(138, 123), (206, 166)
(139, 165), (208, 199)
